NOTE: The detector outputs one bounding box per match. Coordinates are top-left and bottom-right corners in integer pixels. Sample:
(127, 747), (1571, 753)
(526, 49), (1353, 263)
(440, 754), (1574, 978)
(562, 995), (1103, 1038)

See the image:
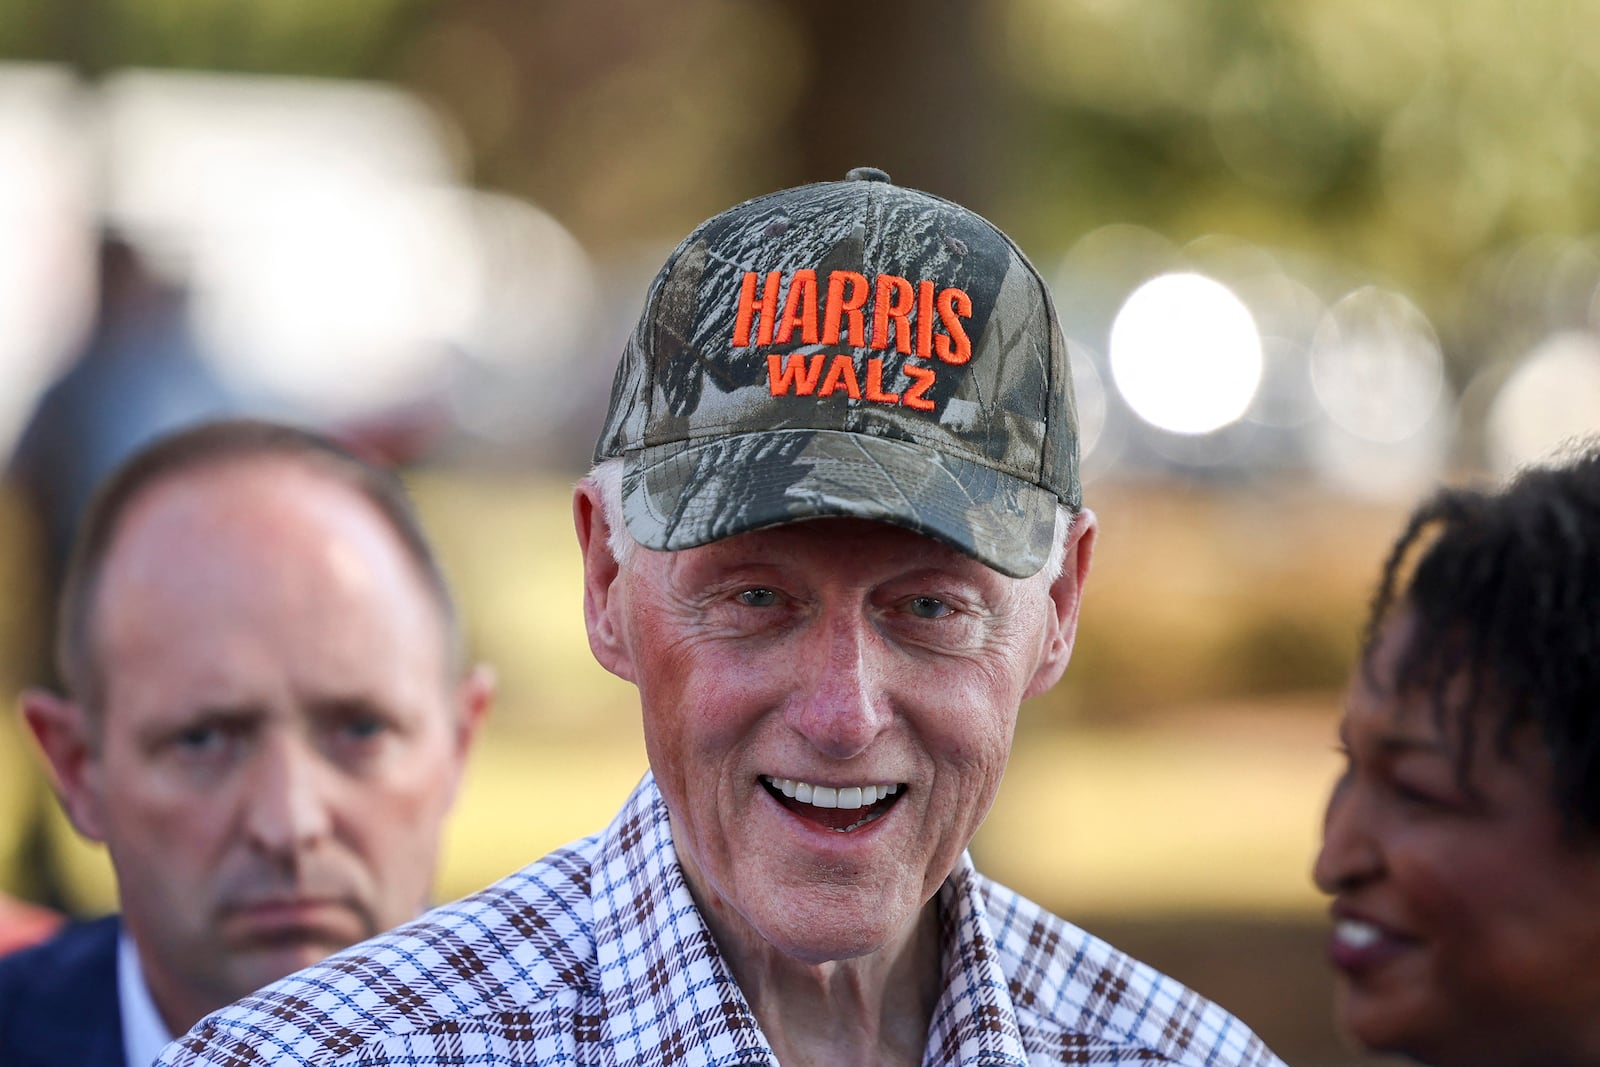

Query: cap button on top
(845, 166), (891, 183)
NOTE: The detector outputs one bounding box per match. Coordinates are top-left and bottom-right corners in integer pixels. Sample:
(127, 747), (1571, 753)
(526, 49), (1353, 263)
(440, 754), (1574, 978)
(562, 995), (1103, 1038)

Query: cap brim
(619, 429), (1060, 578)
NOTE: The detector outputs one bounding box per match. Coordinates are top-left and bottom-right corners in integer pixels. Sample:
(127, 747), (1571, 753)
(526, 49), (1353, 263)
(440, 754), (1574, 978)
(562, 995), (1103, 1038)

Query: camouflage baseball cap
(594, 166), (1080, 578)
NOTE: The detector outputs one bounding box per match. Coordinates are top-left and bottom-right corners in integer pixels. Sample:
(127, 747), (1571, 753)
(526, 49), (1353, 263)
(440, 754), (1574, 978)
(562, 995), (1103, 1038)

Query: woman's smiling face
(1314, 612), (1600, 1067)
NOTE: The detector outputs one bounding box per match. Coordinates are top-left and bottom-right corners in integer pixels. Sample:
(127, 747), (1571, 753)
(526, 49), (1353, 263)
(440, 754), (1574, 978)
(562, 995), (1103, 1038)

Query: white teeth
(1334, 920), (1382, 949)
(762, 776), (902, 811)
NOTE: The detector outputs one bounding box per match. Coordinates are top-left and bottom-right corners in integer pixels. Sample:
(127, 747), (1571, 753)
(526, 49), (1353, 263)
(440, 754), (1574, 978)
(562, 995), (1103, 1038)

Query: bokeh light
(1486, 330), (1600, 475)
(1310, 396), (1456, 500)
(1308, 286), (1444, 443)
(1109, 272), (1264, 435)
(1066, 339), (1108, 463)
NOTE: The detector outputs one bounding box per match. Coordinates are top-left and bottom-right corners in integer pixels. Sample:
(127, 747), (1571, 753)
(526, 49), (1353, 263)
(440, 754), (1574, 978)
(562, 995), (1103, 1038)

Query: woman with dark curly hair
(1314, 442), (1600, 1067)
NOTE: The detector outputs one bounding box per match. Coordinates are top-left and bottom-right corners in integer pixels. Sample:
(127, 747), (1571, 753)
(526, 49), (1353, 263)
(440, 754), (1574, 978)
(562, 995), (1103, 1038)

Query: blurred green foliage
(998, 0), (1600, 303)
(0, 0), (423, 77)
(5, 0), (1597, 345)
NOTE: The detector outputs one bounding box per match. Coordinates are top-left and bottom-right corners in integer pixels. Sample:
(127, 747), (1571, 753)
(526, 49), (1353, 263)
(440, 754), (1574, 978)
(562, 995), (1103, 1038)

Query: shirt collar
(117, 929), (175, 1067)
(928, 859), (1030, 1067)
(590, 775), (1028, 1067)
(590, 775), (775, 1067)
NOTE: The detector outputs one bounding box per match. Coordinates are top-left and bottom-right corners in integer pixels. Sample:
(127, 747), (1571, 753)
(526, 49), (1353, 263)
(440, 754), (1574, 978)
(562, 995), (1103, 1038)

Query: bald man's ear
(454, 664), (494, 754)
(437, 664), (494, 809)
(572, 480), (636, 683)
(1023, 508), (1098, 701)
(20, 689), (108, 844)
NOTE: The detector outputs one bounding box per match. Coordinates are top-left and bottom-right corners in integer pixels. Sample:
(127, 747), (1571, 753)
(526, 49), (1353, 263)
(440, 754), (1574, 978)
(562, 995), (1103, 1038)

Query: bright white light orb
(1109, 272), (1263, 435)
(1487, 331), (1600, 475)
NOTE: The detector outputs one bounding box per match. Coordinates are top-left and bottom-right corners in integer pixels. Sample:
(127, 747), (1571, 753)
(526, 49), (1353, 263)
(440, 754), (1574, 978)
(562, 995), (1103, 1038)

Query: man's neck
(718, 905), (944, 1067)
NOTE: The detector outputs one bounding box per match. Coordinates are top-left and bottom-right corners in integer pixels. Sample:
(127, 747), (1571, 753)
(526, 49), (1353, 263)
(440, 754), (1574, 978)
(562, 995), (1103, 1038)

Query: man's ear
(438, 664), (494, 808)
(572, 480), (635, 683)
(1024, 508), (1098, 701)
(454, 664), (495, 756)
(19, 688), (108, 843)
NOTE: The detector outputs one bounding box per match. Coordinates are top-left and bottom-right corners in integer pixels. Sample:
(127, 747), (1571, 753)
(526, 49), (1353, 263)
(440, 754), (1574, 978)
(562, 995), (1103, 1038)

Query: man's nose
(783, 609), (894, 760)
(242, 734), (334, 860)
(1312, 778), (1382, 895)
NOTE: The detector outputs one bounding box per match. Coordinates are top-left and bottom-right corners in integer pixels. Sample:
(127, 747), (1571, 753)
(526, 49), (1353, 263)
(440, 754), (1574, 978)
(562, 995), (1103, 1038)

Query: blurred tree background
(4, 3), (1596, 1062)
(8, 0), (1597, 341)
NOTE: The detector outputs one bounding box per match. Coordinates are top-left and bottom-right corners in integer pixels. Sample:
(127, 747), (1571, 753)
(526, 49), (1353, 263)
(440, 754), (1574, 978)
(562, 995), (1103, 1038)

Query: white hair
(584, 456), (1076, 582)
(586, 457), (637, 568)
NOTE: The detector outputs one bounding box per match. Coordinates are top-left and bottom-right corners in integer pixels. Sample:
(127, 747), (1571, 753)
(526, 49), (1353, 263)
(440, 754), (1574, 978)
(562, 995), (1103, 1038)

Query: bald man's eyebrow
(135, 705), (264, 751)
(309, 695), (406, 731)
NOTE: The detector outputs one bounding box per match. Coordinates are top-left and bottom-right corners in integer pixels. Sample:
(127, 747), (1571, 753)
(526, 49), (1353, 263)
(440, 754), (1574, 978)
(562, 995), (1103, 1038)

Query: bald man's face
(65, 460), (483, 1032)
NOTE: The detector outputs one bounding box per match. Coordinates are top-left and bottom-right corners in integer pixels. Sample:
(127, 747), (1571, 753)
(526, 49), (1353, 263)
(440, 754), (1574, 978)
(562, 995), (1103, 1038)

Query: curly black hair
(1362, 440), (1600, 838)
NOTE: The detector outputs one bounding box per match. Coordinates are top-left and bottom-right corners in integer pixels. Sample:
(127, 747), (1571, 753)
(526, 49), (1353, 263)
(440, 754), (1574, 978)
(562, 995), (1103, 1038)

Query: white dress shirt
(118, 931), (174, 1067)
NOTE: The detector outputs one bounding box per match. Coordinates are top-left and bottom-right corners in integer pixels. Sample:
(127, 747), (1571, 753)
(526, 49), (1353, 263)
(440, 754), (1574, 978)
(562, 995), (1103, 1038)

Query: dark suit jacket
(0, 914), (124, 1067)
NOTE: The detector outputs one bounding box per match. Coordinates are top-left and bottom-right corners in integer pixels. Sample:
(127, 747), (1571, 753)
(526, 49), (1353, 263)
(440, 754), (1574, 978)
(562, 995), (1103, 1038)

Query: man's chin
(228, 937), (353, 995)
(221, 917), (372, 989)
(749, 899), (917, 966)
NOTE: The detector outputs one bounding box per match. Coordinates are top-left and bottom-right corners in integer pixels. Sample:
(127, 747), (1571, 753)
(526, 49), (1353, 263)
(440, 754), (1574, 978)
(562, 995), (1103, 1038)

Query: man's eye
(738, 588), (779, 607)
(323, 701), (394, 750)
(338, 718), (387, 741)
(176, 726), (223, 752)
(907, 596), (951, 620)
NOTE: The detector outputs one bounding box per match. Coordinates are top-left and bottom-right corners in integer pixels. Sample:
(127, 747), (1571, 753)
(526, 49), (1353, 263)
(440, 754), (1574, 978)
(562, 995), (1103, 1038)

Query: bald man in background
(0, 419), (492, 1067)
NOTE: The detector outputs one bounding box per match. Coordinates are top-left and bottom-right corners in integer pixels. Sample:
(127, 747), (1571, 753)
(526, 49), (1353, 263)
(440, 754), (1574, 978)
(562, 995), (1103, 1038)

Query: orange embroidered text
(735, 270), (971, 364)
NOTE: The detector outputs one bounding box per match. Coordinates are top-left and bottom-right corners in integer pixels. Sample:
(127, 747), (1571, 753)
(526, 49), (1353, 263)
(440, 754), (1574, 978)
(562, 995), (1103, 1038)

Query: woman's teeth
(1333, 919), (1383, 949)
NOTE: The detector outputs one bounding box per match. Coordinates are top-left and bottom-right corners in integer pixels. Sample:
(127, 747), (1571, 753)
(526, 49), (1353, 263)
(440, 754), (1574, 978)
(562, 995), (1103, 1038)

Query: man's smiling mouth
(760, 775), (906, 832)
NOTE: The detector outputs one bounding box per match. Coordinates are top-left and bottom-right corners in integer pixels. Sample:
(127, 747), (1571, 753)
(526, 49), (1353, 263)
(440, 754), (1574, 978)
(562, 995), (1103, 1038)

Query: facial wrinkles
(618, 520), (1073, 991)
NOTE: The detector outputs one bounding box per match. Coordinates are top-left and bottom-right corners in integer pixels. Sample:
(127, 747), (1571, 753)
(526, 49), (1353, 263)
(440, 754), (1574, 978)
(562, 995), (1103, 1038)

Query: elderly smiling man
(161, 169), (1284, 1067)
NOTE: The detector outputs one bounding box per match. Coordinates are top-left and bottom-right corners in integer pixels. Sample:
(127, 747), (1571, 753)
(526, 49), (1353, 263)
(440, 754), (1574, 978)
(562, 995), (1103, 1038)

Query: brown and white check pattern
(157, 775), (1286, 1067)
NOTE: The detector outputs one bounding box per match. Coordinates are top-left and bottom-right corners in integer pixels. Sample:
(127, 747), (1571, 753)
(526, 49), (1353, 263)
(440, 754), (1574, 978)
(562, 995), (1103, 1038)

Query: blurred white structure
(0, 64), (599, 452)
(0, 65), (95, 457)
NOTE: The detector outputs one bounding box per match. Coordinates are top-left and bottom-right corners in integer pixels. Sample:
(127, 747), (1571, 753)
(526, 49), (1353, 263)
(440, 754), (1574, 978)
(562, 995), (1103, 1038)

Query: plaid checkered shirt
(156, 774), (1286, 1067)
